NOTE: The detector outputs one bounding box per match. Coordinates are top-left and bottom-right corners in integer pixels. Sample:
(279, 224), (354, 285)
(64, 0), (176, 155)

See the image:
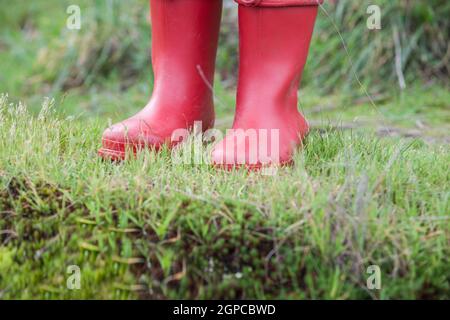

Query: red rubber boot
(99, 0), (223, 160)
(212, 0), (321, 169)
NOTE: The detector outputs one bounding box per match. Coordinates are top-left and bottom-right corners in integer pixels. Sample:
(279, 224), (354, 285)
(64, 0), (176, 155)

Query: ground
(0, 85), (448, 299)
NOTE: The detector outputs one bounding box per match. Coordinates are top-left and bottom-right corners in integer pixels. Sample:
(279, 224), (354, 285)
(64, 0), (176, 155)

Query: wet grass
(0, 94), (448, 299)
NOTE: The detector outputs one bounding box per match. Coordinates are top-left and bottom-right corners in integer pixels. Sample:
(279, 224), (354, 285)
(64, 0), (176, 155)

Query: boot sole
(213, 160), (293, 172)
(98, 147), (126, 161)
(98, 136), (166, 161)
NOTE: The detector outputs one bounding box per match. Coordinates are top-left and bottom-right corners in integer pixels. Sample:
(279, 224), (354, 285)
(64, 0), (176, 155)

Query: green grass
(0, 94), (448, 299)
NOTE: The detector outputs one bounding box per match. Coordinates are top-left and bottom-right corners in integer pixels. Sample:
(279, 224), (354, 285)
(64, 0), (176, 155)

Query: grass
(0, 93), (448, 299)
(0, 0), (449, 300)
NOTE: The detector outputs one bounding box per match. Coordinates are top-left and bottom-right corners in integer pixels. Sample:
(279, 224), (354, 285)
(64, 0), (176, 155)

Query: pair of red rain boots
(98, 0), (322, 169)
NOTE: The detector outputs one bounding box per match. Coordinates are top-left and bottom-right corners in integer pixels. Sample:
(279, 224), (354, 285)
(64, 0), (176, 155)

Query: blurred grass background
(0, 0), (448, 138)
(2, 0), (448, 92)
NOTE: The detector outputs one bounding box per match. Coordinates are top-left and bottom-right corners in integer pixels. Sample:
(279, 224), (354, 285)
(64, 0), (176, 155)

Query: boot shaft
(149, 0), (223, 102)
(236, 5), (319, 113)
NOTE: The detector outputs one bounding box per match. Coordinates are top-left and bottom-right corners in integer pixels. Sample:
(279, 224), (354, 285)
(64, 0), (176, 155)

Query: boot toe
(99, 120), (165, 161)
(211, 134), (280, 170)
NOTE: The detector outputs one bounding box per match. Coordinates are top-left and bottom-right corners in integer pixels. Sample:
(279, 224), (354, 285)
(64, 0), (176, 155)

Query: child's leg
(99, 0), (223, 160)
(212, 0), (322, 169)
